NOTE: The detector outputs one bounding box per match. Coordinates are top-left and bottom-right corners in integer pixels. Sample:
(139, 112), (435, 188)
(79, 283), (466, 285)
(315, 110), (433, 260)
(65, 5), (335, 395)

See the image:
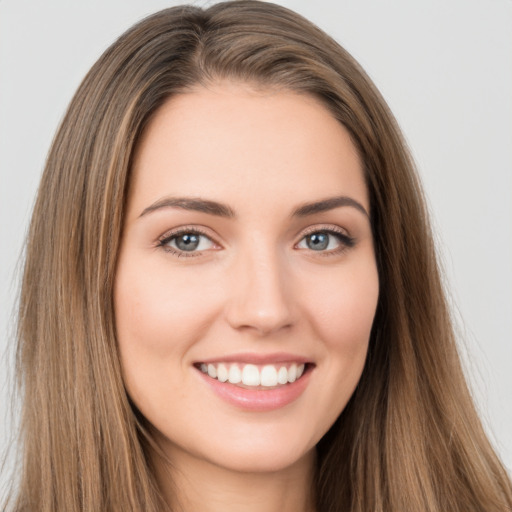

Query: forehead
(128, 82), (368, 218)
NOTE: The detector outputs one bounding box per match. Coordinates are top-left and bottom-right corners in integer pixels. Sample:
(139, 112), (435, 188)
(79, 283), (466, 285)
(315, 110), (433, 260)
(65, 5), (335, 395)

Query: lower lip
(196, 367), (312, 412)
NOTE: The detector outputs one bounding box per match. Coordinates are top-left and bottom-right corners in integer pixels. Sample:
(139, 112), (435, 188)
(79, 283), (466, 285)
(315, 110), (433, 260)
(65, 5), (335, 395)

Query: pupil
(307, 233), (328, 251)
(176, 234), (199, 251)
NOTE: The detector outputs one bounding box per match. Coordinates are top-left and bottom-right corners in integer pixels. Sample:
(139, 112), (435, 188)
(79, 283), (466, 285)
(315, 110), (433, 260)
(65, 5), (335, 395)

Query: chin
(207, 442), (316, 474)
(152, 421), (318, 476)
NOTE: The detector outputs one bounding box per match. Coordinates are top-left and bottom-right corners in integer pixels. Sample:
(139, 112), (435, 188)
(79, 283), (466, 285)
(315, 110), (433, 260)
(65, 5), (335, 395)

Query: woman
(5, 1), (512, 510)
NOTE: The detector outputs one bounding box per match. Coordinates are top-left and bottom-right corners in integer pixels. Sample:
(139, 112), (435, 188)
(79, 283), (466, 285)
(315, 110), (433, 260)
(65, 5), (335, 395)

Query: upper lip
(196, 352), (313, 365)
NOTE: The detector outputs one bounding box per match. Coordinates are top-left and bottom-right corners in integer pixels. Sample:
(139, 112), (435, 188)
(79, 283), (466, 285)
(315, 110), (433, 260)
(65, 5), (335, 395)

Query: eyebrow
(139, 197), (235, 218)
(292, 196), (369, 218)
(138, 195), (368, 219)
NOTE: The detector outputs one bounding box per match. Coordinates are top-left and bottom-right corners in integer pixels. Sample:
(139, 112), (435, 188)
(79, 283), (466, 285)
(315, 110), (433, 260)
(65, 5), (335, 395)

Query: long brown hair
(7, 1), (512, 510)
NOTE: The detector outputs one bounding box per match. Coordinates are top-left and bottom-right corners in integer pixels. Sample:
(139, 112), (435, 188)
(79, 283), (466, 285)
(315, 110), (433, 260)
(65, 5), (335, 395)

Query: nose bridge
(225, 239), (294, 335)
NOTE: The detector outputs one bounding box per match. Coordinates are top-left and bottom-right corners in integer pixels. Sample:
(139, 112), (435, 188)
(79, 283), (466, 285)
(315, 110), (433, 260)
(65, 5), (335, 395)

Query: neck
(151, 441), (316, 512)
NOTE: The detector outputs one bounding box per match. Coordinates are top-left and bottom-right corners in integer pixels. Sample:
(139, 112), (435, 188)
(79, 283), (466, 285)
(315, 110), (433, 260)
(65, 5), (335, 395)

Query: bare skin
(153, 445), (316, 512)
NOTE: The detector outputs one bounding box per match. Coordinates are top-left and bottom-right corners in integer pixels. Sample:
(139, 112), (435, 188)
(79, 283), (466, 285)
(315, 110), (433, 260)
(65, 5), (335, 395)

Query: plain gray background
(1, 0), (511, 494)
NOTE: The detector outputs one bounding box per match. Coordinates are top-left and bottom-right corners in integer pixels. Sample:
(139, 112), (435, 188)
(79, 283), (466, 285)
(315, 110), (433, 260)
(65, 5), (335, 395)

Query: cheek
(304, 260), (379, 354)
(301, 255), (378, 409)
(302, 261), (378, 430)
(113, 260), (217, 409)
(114, 260), (218, 358)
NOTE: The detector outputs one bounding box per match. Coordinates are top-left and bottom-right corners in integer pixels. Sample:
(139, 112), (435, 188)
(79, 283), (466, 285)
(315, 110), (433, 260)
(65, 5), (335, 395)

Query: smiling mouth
(194, 362), (312, 389)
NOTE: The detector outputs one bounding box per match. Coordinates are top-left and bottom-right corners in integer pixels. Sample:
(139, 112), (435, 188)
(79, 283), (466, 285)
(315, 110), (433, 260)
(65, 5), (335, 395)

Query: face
(114, 82), (379, 475)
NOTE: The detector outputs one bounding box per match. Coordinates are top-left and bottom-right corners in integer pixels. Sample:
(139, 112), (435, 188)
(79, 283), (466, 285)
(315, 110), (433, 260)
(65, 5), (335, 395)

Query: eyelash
(157, 226), (215, 258)
(298, 226), (356, 256)
(156, 225), (356, 258)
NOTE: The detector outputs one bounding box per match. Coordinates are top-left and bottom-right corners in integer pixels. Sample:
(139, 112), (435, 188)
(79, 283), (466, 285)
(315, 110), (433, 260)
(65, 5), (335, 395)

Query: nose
(225, 246), (295, 336)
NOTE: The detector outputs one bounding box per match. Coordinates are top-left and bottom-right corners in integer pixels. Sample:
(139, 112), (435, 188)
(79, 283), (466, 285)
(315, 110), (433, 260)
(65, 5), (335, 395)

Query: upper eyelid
(297, 224), (351, 239)
(158, 225), (218, 243)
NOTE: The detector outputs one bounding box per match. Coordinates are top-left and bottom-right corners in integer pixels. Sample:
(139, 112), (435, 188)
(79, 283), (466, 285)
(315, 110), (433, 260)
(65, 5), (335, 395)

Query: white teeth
(260, 365), (278, 387)
(207, 364), (217, 379)
(217, 363), (228, 382)
(277, 366), (288, 385)
(288, 363), (297, 383)
(199, 362), (308, 387)
(228, 364), (242, 384)
(242, 364), (260, 386)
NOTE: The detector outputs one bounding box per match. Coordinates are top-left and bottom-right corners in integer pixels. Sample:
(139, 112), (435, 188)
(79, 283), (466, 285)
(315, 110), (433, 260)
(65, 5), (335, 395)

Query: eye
(296, 229), (355, 253)
(158, 229), (216, 256)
